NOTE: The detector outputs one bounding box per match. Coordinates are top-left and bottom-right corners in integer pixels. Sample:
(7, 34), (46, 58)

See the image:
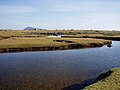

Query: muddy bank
(62, 35), (120, 41)
(0, 41), (111, 53)
(92, 36), (120, 41)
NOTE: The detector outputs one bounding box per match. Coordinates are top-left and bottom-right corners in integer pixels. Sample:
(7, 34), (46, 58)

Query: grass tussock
(83, 68), (120, 90)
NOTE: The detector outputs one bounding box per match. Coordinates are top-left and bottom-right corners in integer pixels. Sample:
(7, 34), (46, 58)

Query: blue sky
(0, 0), (120, 30)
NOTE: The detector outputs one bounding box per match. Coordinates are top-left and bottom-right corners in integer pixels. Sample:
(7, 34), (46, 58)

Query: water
(0, 41), (120, 90)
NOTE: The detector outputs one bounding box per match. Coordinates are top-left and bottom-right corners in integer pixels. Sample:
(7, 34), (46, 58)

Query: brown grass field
(0, 29), (120, 37)
(0, 30), (116, 52)
(0, 37), (111, 49)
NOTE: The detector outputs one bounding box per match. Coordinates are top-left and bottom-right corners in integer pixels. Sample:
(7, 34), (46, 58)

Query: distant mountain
(24, 27), (44, 30)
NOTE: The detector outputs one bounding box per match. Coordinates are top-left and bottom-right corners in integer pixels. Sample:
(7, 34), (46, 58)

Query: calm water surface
(0, 41), (120, 90)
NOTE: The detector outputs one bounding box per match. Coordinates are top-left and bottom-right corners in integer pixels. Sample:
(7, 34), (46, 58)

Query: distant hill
(24, 27), (45, 30)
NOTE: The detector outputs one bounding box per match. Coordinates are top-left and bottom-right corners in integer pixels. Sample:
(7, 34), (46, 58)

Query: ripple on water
(0, 41), (120, 90)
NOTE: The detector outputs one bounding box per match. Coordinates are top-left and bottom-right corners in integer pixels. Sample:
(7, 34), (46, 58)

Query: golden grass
(0, 37), (111, 49)
(1, 30), (120, 38)
(0, 30), (112, 51)
(0, 30), (72, 37)
(83, 67), (120, 90)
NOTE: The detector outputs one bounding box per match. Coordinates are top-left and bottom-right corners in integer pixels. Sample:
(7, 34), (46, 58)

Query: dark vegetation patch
(97, 70), (113, 81)
(53, 40), (74, 43)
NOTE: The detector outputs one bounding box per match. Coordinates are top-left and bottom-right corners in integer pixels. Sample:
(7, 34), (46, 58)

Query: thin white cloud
(1, 0), (120, 30)
(49, 0), (120, 13)
(0, 5), (36, 14)
(49, 0), (79, 12)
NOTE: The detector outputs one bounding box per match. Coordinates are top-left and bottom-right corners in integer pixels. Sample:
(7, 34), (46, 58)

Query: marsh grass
(1, 30), (120, 37)
(0, 37), (111, 49)
(0, 30), (112, 52)
(83, 68), (120, 90)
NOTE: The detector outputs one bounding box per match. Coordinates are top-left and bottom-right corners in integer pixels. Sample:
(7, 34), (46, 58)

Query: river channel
(0, 41), (120, 90)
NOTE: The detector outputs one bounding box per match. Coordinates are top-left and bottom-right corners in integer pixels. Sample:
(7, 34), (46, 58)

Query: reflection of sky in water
(0, 41), (120, 90)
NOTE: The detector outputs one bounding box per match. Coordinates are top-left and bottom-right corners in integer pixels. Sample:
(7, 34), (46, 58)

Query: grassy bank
(83, 67), (120, 90)
(91, 36), (120, 41)
(0, 37), (111, 53)
(0, 30), (112, 53)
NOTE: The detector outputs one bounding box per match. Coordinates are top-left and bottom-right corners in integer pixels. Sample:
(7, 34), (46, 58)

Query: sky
(0, 0), (120, 30)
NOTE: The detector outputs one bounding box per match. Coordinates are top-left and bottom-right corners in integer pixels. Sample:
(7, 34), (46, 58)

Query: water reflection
(63, 78), (96, 90)
(107, 44), (112, 48)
